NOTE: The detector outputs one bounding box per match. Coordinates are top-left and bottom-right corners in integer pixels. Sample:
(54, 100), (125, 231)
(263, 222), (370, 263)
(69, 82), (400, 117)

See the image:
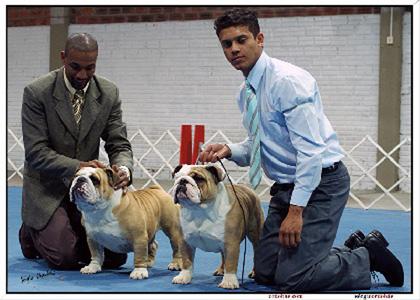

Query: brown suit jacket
(21, 67), (133, 230)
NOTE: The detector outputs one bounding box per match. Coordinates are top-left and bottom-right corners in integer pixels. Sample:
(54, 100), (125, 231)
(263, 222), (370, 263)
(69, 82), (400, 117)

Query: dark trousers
(254, 161), (371, 291)
(19, 198), (127, 270)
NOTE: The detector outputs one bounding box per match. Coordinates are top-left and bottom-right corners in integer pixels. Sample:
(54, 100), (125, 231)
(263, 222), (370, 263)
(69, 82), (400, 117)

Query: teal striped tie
(245, 80), (262, 189)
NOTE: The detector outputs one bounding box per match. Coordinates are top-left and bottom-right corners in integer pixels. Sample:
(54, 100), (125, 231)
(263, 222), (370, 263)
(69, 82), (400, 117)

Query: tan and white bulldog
(70, 166), (185, 280)
(171, 164), (264, 289)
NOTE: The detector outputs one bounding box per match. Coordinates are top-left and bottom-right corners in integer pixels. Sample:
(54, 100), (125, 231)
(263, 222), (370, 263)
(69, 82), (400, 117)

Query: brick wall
(6, 10), (412, 192)
(68, 6), (381, 24)
(7, 7), (50, 27)
(7, 6), (382, 27)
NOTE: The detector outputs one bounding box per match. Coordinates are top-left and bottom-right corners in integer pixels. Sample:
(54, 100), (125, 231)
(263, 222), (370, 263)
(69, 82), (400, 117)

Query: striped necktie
(72, 89), (85, 126)
(245, 80), (262, 189)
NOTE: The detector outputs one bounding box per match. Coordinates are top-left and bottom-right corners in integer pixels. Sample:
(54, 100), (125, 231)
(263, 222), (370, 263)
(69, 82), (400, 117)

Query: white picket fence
(8, 128), (411, 211)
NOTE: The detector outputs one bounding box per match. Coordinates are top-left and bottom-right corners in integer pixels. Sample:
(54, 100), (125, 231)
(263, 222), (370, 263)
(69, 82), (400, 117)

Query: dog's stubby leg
(219, 240), (241, 289)
(173, 243), (195, 284)
(80, 238), (104, 274)
(160, 204), (184, 271)
(247, 204), (264, 279)
(213, 253), (225, 276)
(146, 239), (158, 267)
(131, 234), (149, 280)
(246, 237), (258, 279)
(166, 238), (183, 271)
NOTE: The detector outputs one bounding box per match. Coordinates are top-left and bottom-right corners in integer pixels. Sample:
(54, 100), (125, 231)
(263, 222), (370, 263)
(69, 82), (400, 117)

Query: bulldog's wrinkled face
(172, 164), (225, 207)
(70, 167), (119, 210)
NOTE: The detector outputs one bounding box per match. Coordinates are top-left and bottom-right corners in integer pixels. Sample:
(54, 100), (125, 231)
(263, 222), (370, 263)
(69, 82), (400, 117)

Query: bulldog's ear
(172, 165), (183, 178)
(105, 168), (119, 187)
(205, 165), (226, 183)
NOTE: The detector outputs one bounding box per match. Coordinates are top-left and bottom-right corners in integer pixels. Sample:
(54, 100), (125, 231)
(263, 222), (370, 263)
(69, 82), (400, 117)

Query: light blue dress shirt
(228, 51), (344, 207)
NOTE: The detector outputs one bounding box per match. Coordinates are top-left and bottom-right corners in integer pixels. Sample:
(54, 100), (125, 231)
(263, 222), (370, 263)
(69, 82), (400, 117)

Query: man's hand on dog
(112, 165), (130, 191)
(199, 143), (231, 163)
(279, 205), (303, 248)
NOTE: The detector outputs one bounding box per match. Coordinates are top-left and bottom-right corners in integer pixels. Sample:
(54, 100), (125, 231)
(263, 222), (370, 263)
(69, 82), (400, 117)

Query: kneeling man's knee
(43, 236), (84, 270)
(46, 246), (81, 270)
(274, 270), (307, 292)
(254, 256), (276, 285)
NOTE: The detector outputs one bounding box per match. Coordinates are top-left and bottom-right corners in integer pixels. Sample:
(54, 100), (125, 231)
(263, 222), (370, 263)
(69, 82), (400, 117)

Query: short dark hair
(64, 33), (98, 55)
(214, 8), (260, 38)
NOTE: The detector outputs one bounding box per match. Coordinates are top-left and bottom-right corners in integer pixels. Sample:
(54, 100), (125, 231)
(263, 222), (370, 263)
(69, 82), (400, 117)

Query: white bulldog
(70, 166), (186, 280)
(171, 164), (264, 289)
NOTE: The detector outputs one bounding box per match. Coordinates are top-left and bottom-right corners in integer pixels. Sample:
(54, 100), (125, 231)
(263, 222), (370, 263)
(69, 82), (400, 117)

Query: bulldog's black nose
(177, 185), (187, 193)
(179, 179), (188, 185)
(76, 177), (88, 184)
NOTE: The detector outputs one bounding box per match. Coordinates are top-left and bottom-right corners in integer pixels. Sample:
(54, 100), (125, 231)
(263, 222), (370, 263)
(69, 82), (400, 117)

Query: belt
(270, 161), (342, 195)
(321, 161), (341, 175)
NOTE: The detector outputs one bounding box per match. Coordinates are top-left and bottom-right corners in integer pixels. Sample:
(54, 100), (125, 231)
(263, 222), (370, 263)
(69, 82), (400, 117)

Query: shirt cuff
(290, 187), (313, 207)
(118, 165), (131, 181)
(226, 143), (244, 163)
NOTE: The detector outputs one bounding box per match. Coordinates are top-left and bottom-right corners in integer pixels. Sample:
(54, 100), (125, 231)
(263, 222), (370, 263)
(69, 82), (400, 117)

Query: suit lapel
(53, 68), (79, 140)
(78, 78), (102, 143)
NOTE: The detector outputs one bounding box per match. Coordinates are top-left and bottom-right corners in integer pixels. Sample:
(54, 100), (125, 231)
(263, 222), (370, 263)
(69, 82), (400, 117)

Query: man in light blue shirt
(199, 8), (403, 291)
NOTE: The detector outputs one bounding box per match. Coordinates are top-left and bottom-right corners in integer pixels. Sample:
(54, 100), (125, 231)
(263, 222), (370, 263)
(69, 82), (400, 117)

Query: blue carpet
(7, 187), (411, 293)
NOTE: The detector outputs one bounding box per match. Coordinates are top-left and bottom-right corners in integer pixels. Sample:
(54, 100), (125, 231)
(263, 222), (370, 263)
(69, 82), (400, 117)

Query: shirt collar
(245, 51), (268, 91)
(63, 67), (90, 96)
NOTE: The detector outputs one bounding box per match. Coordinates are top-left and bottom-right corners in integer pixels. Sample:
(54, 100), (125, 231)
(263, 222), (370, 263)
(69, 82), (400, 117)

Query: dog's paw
(129, 268), (148, 280)
(218, 273), (239, 289)
(172, 269), (192, 284)
(167, 258), (182, 271)
(80, 262), (102, 274)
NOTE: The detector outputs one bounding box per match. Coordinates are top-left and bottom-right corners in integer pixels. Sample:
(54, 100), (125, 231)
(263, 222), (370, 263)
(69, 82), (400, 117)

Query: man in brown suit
(19, 33), (134, 270)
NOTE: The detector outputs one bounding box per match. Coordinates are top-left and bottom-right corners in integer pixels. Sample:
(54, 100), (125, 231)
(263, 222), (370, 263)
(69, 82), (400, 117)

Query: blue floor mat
(7, 187), (411, 293)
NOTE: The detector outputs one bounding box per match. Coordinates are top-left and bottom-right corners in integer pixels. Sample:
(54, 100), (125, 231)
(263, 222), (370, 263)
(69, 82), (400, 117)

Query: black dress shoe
(364, 231), (404, 287)
(365, 230), (389, 248)
(344, 230), (365, 250)
(344, 229), (389, 250)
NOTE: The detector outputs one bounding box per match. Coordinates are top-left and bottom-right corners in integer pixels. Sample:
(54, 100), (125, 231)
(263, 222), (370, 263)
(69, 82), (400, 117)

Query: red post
(179, 125), (192, 164)
(192, 125), (205, 164)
